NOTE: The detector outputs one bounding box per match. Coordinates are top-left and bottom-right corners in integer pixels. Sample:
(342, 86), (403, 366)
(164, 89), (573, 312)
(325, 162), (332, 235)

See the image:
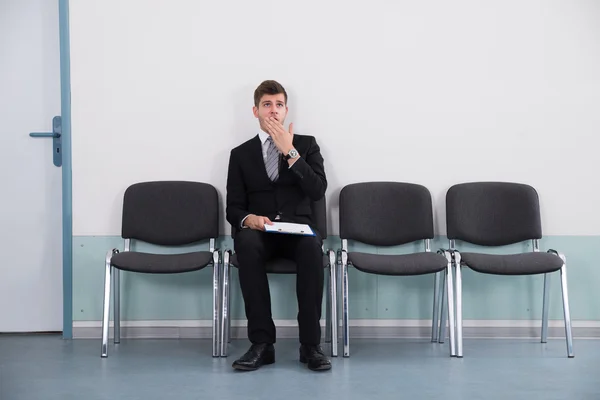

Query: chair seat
(348, 252), (447, 276)
(230, 254), (330, 274)
(460, 252), (563, 275)
(110, 251), (214, 274)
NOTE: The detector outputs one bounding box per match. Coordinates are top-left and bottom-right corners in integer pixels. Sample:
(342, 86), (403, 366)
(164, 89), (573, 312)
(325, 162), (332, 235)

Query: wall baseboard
(72, 319), (600, 339)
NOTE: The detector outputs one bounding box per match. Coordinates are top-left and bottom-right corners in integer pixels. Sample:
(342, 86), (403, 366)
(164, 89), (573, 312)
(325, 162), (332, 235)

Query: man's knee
(297, 236), (322, 253)
(295, 236), (323, 267)
(234, 229), (265, 254)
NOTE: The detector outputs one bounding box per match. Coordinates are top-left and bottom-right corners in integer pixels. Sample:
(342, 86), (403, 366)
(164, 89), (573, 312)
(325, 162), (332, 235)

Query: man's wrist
(284, 145), (294, 154)
(287, 157), (300, 168)
(241, 214), (252, 228)
(283, 147), (299, 161)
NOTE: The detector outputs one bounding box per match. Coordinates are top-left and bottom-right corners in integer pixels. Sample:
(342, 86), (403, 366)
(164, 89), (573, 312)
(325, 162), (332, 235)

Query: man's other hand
(243, 214), (274, 231)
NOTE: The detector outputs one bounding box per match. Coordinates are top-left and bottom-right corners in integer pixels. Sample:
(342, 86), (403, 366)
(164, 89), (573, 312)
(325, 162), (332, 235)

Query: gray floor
(0, 335), (598, 400)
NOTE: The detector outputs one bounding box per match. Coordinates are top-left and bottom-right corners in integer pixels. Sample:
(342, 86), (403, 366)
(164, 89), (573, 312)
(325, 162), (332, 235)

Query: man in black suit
(226, 80), (331, 371)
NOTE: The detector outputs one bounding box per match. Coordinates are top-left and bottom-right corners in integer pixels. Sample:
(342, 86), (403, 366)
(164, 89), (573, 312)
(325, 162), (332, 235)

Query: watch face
(289, 149), (299, 158)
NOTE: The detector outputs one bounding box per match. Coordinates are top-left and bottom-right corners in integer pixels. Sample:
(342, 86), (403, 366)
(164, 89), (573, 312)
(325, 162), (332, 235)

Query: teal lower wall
(72, 235), (600, 322)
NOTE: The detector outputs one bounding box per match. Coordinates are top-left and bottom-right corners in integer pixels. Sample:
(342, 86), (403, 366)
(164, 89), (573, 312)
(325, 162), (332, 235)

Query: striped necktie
(265, 137), (280, 181)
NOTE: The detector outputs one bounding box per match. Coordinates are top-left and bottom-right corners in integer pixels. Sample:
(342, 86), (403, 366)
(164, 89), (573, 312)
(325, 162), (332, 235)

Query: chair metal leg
(329, 250), (338, 357)
(454, 252), (463, 358)
(114, 268), (120, 344)
(325, 264), (332, 344)
(431, 271), (441, 342)
(341, 251), (350, 357)
(541, 273), (551, 343)
(227, 276), (231, 344)
(438, 272), (447, 344)
(337, 252), (342, 342)
(220, 251), (231, 357)
(559, 256), (574, 358)
(212, 251), (220, 358)
(101, 249), (116, 358)
(445, 252), (457, 357)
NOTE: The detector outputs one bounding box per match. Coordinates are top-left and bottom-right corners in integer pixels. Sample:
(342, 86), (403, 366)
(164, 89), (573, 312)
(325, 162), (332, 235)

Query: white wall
(70, 0), (600, 236)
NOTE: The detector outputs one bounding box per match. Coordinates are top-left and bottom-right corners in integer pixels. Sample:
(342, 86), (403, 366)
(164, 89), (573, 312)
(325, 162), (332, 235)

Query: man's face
(253, 93), (288, 134)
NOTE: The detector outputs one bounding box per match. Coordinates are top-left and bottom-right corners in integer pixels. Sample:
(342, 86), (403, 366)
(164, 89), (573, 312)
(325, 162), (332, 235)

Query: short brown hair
(254, 80), (287, 107)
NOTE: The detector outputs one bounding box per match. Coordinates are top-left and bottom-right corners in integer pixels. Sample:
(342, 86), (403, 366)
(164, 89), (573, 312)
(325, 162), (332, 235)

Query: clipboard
(264, 222), (315, 236)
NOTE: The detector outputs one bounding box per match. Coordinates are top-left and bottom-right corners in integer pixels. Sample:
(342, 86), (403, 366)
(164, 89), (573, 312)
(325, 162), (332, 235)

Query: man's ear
(252, 106), (259, 118)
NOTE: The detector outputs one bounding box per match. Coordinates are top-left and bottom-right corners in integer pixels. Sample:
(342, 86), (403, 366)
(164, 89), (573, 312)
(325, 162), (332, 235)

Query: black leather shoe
(232, 343), (275, 371)
(299, 345), (331, 371)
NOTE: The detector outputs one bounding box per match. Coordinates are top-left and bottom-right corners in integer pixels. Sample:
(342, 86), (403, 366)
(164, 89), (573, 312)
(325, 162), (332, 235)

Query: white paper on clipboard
(264, 222), (315, 236)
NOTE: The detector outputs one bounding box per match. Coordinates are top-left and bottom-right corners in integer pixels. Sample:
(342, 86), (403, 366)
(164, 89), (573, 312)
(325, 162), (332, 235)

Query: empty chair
(445, 181), (573, 358)
(220, 197), (338, 357)
(339, 182), (456, 357)
(101, 181), (221, 357)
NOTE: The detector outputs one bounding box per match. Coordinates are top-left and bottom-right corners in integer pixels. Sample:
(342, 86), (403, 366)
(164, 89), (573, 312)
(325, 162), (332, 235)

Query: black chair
(101, 181), (221, 358)
(445, 182), (574, 358)
(339, 182), (456, 357)
(220, 197), (338, 357)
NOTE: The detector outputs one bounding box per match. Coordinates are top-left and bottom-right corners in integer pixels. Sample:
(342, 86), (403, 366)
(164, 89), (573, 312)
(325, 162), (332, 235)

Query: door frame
(59, 0), (73, 339)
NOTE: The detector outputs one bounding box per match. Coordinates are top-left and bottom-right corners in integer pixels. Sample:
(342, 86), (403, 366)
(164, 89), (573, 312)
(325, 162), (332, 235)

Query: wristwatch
(283, 148), (299, 161)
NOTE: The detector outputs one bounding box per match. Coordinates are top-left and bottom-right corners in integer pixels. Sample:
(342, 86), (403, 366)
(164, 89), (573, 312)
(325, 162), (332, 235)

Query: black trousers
(234, 229), (324, 345)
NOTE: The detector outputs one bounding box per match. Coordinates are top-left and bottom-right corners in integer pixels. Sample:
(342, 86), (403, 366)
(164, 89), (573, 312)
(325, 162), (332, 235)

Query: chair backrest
(339, 182), (434, 246)
(121, 181), (219, 246)
(445, 182), (542, 246)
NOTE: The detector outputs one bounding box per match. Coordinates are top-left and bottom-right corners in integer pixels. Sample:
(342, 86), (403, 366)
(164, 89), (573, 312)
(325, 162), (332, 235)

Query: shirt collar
(257, 129), (270, 145)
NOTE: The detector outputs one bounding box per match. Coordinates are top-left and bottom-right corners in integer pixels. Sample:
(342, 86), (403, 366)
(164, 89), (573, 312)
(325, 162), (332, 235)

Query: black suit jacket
(226, 134), (327, 236)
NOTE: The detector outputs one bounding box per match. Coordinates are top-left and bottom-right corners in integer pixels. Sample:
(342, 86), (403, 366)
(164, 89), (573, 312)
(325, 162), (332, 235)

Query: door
(0, 0), (63, 332)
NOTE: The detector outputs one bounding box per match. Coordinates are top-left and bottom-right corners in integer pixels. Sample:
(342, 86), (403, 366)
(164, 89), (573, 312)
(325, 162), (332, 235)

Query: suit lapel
(249, 135), (275, 184)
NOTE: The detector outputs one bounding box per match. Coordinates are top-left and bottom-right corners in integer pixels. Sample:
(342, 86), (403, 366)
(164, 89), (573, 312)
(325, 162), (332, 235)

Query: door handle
(29, 116), (62, 167)
(30, 132), (60, 138)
